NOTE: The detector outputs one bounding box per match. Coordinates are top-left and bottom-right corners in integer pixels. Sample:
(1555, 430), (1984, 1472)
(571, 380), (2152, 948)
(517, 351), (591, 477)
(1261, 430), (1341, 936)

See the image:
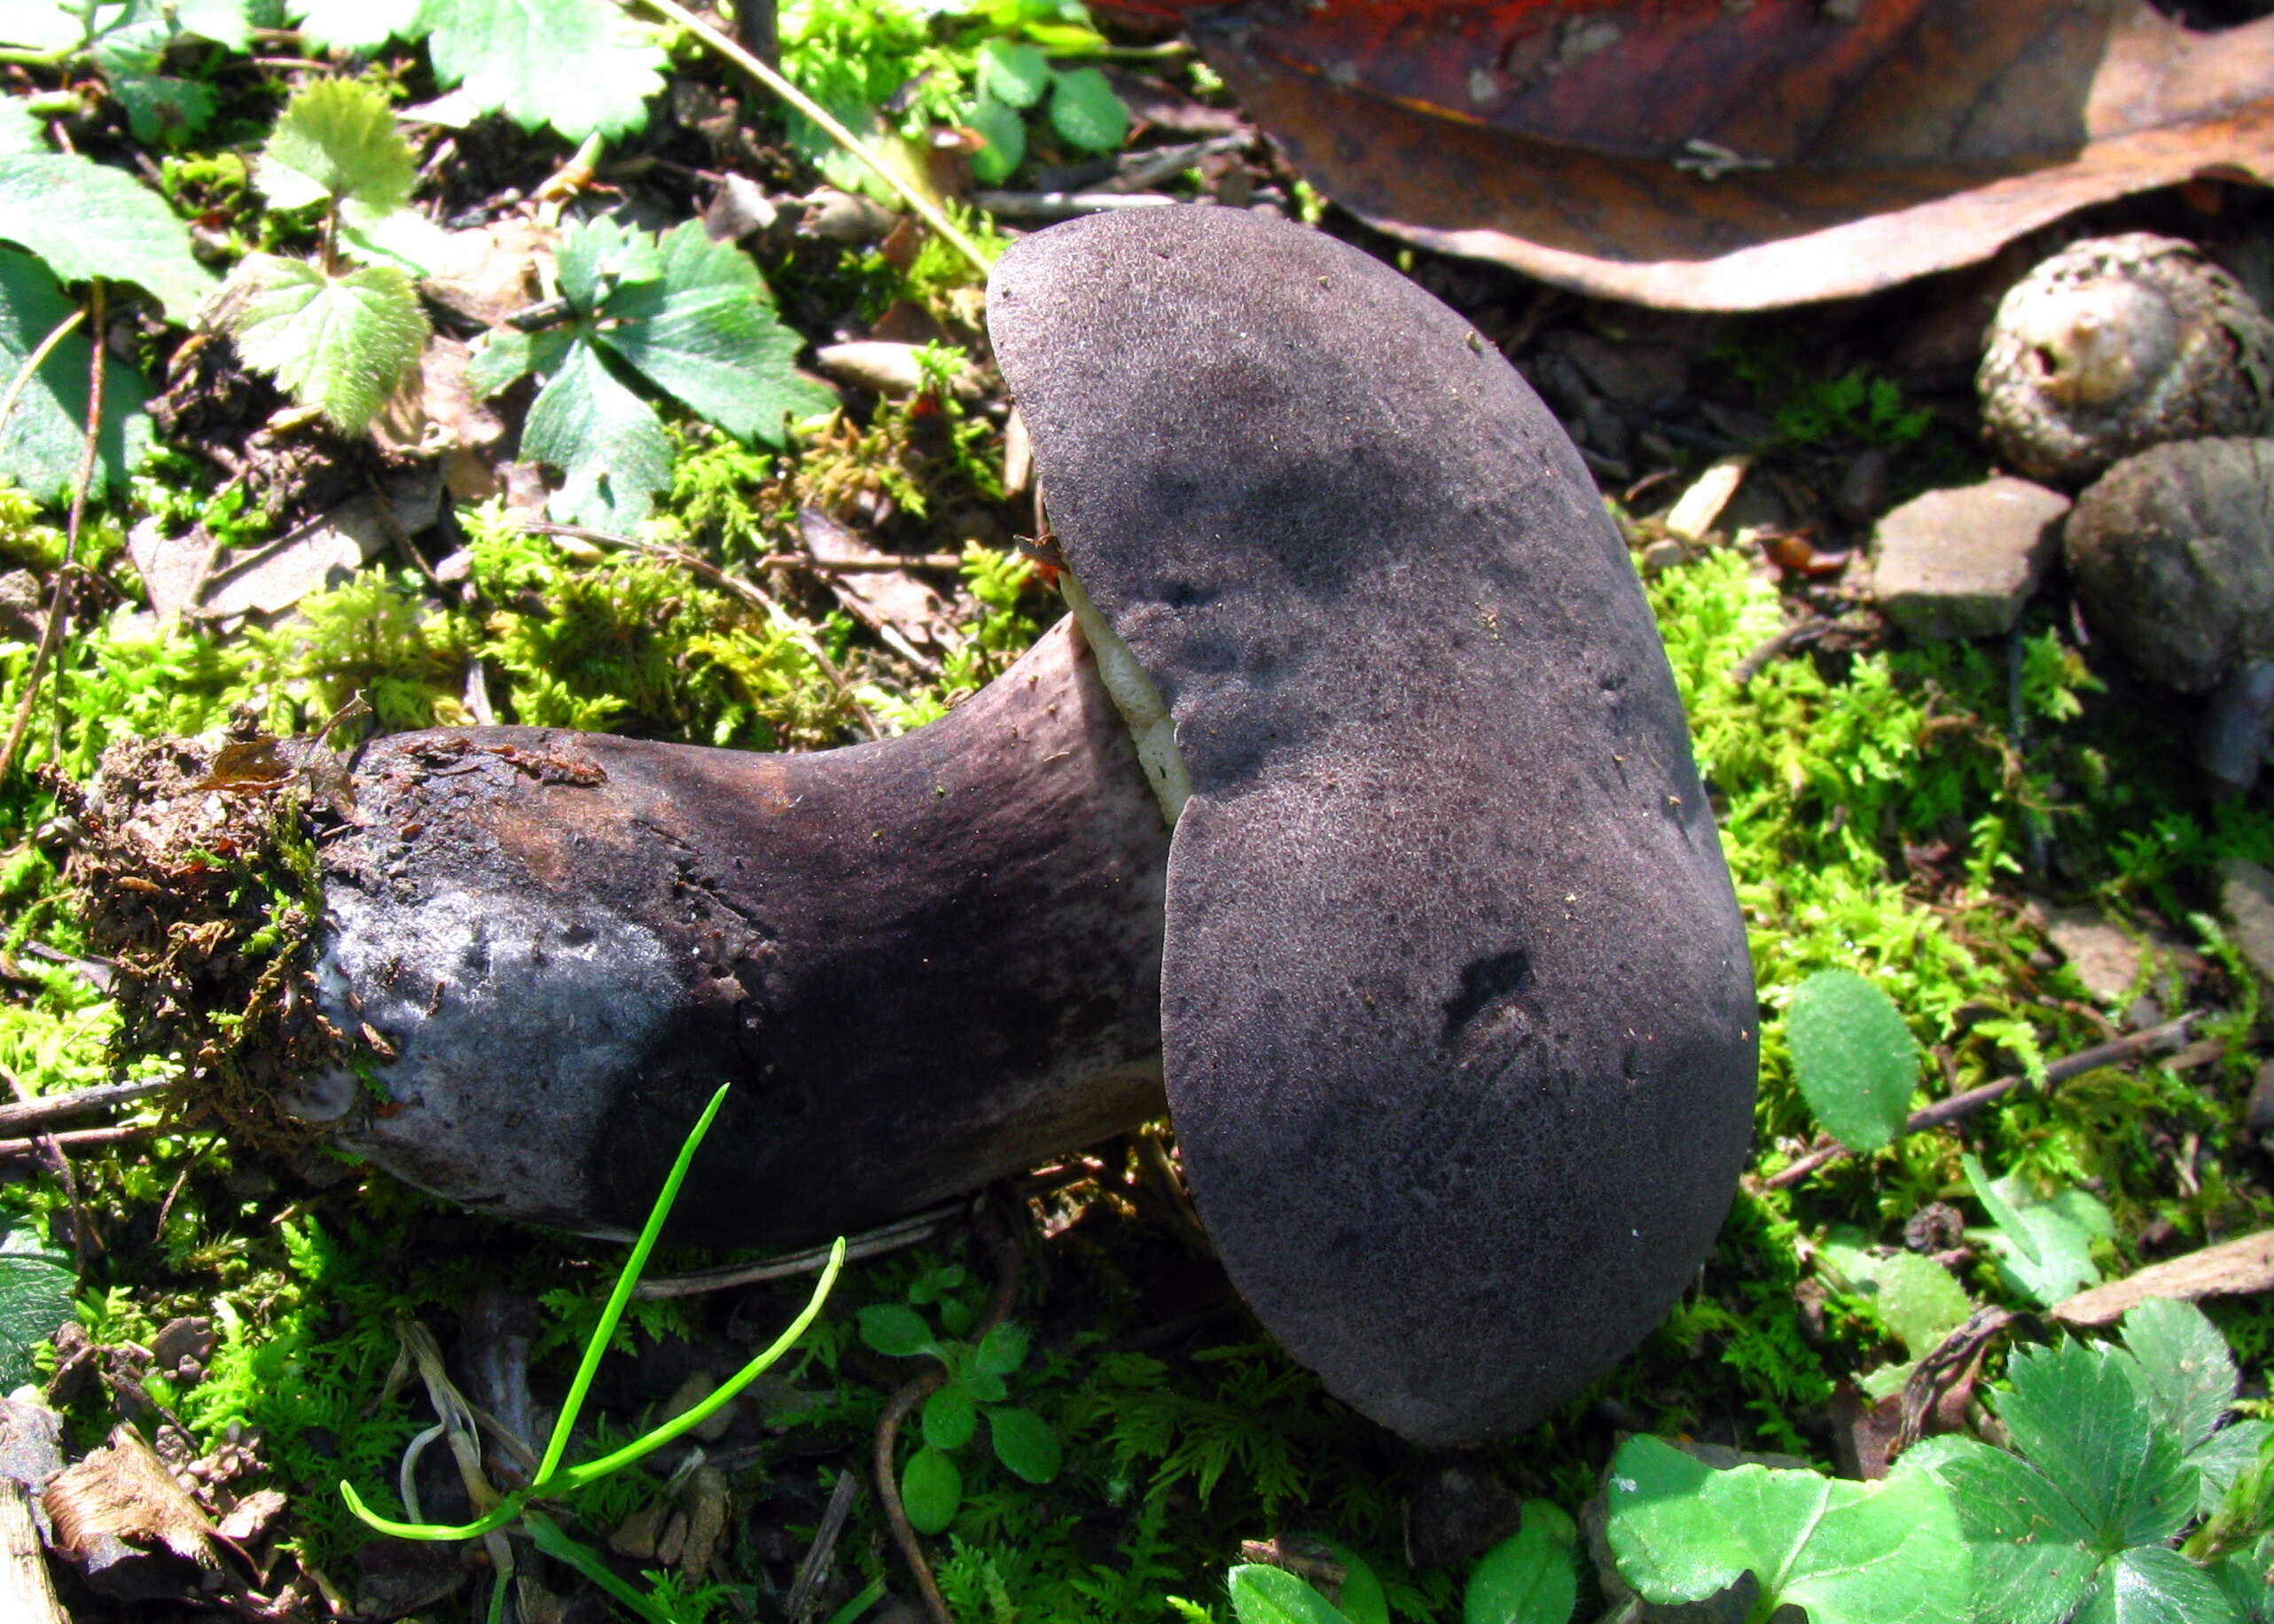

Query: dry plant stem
(0, 1077), (171, 1134)
(0, 1123), (145, 1159)
(0, 307), (84, 445)
(636, 1201), (957, 1299)
(1765, 1011), (2201, 1190)
(0, 282), (103, 784)
(785, 1467), (860, 1623)
(618, 0), (992, 277)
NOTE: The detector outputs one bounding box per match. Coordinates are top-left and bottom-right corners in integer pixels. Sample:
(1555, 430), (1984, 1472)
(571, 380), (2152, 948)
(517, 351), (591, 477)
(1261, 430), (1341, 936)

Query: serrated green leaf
(555, 214), (663, 315)
(900, 1445), (960, 1534)
(986, 1405), (1059, 1483)
(858, 1302), (934, 1358)
(109, 73), (217, 148)
(1606, 1434), (1967, 1624)
(966, 94), (1025, 185)
(1046, 66), (1127, 152)
(0, 152), (214, 323)
(2189, 1420), (2272, 1519)
(223, 254), (428, 432)
(290, 0), (421, 51)
(590, 221), (830, 448)
(1323, 1545), (1387, 1624)
(1997, 1339), (2197, 1549)
(1786, 969), (1918, 1152)
(0, 250), (152, 503)
(1466, 1499), (1577, 1624)
(0, 98), (43, 155)
(921, 1381), (977, 1451)
(2122, 1298), (2236, 1452)
(978, 39), (1050, 109)
(1228, 1565), (1351, 1624)
(1897, 1434), (2099, 1624)
(972, 1320), (1028, 1378)
(522, 338), (672, 528)
(254, 79), (417, 217)
(465, 326), (571, 397)
(2074, 1545), (2239, 1624)
(420, 0), (667, 142)
(174, 0), (249, 50)
(0, 1248), (74, 1388)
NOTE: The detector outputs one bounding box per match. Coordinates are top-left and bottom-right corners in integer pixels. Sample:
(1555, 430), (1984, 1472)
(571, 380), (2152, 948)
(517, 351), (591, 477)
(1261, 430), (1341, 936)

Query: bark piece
(2053, 1230), (2274, 1324)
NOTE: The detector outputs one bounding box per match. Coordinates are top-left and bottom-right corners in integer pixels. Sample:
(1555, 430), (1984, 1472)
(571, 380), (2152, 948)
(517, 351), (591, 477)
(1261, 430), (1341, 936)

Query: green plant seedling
(861, 1270), (1059, 1534)
(1465, 1500), (1578, 1624)
(1786, 969), (1918, 1154)
(1817, 1228), (1974, 1399)
(1900, 1298), (2269, 1624)
(1606, 1433), (1969, 1624)
(1960, 1153), (2114, 1308)
(340, 1083), (847, 1624)
(1229, 1562), (1363, 1624)
(964, 35), (1129, 183)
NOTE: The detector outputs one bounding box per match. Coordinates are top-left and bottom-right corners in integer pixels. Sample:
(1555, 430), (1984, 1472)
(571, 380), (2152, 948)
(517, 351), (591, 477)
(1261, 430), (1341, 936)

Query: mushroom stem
(289, 616), (1171, 1244)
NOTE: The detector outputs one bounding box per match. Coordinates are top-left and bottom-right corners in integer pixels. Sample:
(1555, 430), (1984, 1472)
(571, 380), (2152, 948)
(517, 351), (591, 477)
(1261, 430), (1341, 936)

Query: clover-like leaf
(921, 1381), (977, 1451)
(900, 1444), (960, 1535)
(420, 0), (668, 142)
(1786, 969), (1918, 1153)
(0, 152), (215, 323)
(520, 338), (673, 531)
(1466, 1499), (1577, 1624)
(223, 254), (428, 432)
(985, 1405), (1059, 1484)
(1047, 66), (1127, 153)
(254, 78), (417, 219)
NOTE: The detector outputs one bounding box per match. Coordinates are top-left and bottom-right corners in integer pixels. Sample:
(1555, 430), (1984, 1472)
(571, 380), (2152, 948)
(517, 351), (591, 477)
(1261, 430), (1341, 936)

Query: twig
(785, 1466), (860, 1622)
(0, 1076), (169, 1134)
(970, 190), (1179, 222)
(0, 308), (84, 446)
(751, 551), (967, 574)
(0, 282), (104, 784)
(1765, 1011), (2201, 1190)
(636, 1201), (957, 1299)
(617, 0), (992, 277)
(1730, 615), (1835, 688)
(0, 1123), (148, 1159)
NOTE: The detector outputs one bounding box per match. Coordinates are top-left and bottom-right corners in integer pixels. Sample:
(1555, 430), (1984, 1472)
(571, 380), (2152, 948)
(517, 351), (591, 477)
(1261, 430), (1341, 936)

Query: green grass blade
(523, 1511), (676, 1624)
(338, 1479), (524, 1542)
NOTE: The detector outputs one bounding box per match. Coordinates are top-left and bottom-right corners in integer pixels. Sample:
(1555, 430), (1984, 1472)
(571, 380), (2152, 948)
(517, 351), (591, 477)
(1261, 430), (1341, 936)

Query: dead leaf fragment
(2053, 1229), (2274, 1324)
(44, 1422), (216, 1593)
(1103, 0), (2274, 308)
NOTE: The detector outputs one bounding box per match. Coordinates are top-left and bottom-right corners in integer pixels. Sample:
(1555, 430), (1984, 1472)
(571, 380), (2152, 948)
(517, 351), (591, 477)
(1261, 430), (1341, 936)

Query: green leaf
(254, 78), (417, 218)
(858, 1302), (934, 1358)
(0, 0), (84, 52)
(2074, 1545), (2239, 1624)
(0, 98), (43, 156)
(555, 214), (663, 315)
(921, 1381), (977, 1451)
(1323, 1546), (1387, 1624)
(1818, 1230), (1973, 1358)
(1964, 1157), (2111, 1307)
(0, 152), (215, 323)
(966, 95), (1025, 186)
(2122, 1298), (2236, 1452)
(1996, 1338), (2197, 1549)
(978, 39), (1051, 109)
(419, 0), (668, 142)
(1786, 969), (1918, 1152)
(1897, 1435), (2099, 1624)
(1466, 1499), (1577, 1624)
(222, 255), (429, 433)
(2188, 1420), (2272, 1519)
(174, 0), (250, 50)
(2209, 1534), (2274, 1621)
(0, 249), (152, 503)
(985, 1405), (1059, 1483)
(520, 337), (673, 530)
(0, 1244), (74, 1389)
(290, 0), (422, 52)
(900, 1445), (960, 1535)
(962, 1369), (1008, 1404)
(971, 1320), (1028, 1378)
(591, 221), (831, 448)
(1046, 66), (1127, 152)
(1606, 1434), (1968, 1624)
(109, 74), (216, 148)
(1228, 1565), (1352, 1624)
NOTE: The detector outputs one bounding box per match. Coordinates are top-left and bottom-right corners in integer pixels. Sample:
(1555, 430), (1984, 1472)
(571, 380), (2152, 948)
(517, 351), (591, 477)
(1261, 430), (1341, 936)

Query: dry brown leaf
(43, 1422), (215, 1573)
(2053, 1228), (2274, 1324)
(1103, 0), (2274, 308)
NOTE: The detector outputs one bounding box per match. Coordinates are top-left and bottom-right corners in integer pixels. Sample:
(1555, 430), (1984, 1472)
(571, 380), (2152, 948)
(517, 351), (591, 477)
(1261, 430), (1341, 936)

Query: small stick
(0, 1077), (169, 1133)
(0, 1123), (147, 1159)
(785, 1466), (861, 1623)
(1730, 615), (1835, 688)
(0, 307), (85, 445)
(636, 1202), (956, 1299)
(749, 551), (968, 574)
(1765, 1012), (2200, 1190)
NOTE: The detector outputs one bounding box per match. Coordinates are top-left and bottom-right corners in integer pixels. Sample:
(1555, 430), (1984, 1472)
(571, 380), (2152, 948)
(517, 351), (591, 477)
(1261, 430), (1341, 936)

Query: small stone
(149, 1317), (215, 1374)
(1835, 449), (1890, 524)
(2219, 859), (2274, 992)
(1639, 538), (1687, 574)
(813, 340), (981, 401)
(1870, 476), (2070, 640)
(801, 188), (899, 243)
(2043, 909), (2146, 1004)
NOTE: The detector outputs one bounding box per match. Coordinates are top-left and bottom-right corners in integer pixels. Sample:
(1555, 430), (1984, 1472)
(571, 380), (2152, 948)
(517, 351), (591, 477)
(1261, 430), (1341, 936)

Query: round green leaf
(979, 39), (1051, 110)
(900, 1445), (961, 1534)
(967, 96), (1026, 186)
(986, 1405), (1060, 1483)
(859, 1302), (934, 1357)
(1466, 1499), (1577, 1624)
(1785, 969), (1918, 1154)
(1047, 66), (1128, 153)
(972, 1320), (1030, 1378)
(922, 1380), (978, 1451)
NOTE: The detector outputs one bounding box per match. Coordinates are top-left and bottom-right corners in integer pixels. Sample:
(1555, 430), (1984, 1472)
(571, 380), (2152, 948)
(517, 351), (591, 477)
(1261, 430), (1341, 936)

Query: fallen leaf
(1102, 0), (2274, 308)
(2053, 1230), (2274, 1325)
(44, 1423), (216, 1582)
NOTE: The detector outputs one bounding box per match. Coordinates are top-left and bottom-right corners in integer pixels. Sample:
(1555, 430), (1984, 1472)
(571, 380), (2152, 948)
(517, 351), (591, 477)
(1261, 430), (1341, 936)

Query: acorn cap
(988, 207), (1758, 1446)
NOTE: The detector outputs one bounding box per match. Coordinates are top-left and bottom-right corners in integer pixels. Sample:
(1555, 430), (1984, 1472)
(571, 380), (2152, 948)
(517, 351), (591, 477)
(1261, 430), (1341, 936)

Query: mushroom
(1978, 233), (2274, 487)
(83, 207), (1756, 1447)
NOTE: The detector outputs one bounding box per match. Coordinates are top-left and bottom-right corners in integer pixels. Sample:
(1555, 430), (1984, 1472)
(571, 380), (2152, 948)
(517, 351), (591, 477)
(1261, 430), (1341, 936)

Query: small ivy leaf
(1323, 1544), (1387, 1624)
(2121, 1297), (2237, 1453)
(1895, 1435), (2098, 1624)
(1785, 969), (1918, 1153)
(966, 95), (1026, 186)
(857, 1302), (934, 1359)
(978, 39), (1051, 110)
(290, 0), (422, 53)
(254, 79), (417, 218)
(0, 1234), (74, 1389)
(1605, 1434), (1968, 1624)
(921, 1380), (978, 1451)
(1047, 66), (1129, 153)
(0, 249), (152, 502)
(592, 221), (832, 449)
(1995, 1339), (2197, 1550)
(223, 254), (429, 433)
(520, 338), (673, 530)
(972, 1321), (1029, 1378)
(899, 1445), (960, 1535)
(0, 152), (215, 323)
(2073, 1544), (2240, 1624)
(419, 0), (667, 143)
(1465, 1499), (1577, 1624)
(1228, 1565), (1353, 1624)
(985, 1405), (1059, 1483)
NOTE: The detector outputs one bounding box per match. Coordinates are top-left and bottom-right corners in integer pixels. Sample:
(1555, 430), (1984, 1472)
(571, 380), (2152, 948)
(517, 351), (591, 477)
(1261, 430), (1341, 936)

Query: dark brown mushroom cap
(987, 207), (1757, 1446)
